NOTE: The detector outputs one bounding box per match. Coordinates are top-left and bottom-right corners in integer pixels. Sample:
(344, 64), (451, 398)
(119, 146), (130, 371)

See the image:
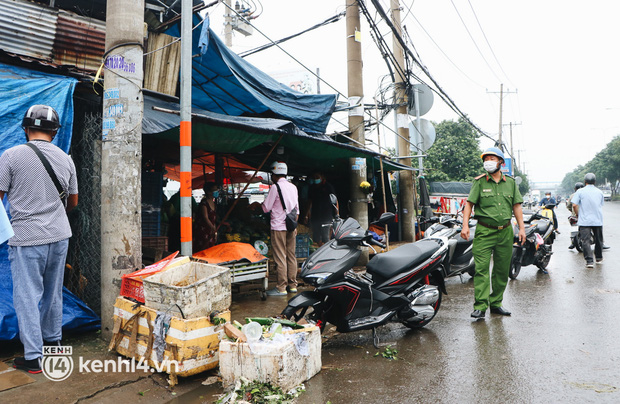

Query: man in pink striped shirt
(262, 162), (299, 296)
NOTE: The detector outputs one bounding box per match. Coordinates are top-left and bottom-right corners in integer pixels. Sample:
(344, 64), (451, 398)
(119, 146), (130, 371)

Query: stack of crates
(295, 234), (310, 258)
(142, 172), (163, 237)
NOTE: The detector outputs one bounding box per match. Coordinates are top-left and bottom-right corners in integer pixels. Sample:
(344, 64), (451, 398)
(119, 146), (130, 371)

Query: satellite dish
(408, 83), (434, 116)
(409, 118), (436, 152)
(515, 176), (523, 185)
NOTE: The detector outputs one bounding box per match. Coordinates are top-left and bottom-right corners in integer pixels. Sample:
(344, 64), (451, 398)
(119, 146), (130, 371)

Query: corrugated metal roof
(0, 0), (106, 73)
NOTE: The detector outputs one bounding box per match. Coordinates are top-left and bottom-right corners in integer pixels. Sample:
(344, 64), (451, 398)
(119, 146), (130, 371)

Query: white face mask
(483, 160), (499, 173)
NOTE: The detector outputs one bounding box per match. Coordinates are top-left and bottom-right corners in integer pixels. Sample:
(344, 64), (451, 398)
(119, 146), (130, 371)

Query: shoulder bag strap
(24, 142), (68, 200)
(274, 182), (287, 212)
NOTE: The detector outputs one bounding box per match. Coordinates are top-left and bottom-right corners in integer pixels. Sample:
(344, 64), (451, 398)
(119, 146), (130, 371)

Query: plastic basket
(296, 234), (310, 258)
(120, 252), (179, 302)
(142, 210), (161, 237)
(143, 236), (168, 251)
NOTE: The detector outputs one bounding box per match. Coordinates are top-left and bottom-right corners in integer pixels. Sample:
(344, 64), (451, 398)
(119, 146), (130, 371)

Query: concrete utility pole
(345, 0), (368, 262)
(224, 0), (233, 47)
(180, 0), (193, 256)
(503, 121), (522, 169)
(487, 84), (517, 151)
(390, 0), (415, 242)
(101, 0), (145, 336)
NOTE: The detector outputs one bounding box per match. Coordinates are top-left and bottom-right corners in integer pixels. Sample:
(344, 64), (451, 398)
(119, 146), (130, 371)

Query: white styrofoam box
(219, 326), (322, 392)
(143, 261), (231, 319)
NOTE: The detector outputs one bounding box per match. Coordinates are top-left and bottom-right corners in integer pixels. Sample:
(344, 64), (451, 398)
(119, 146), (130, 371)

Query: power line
(466, 0), (515, 87)
(367, 0), (495, 142)
(448, 0), (502, 84)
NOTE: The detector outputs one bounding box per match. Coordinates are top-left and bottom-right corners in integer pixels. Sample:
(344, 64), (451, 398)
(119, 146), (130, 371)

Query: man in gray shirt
(0, 105), (78, 373)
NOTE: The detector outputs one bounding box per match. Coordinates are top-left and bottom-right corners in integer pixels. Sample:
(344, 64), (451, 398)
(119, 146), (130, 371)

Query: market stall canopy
(143, 94), (412, 174)
(164, 16), (337, 135)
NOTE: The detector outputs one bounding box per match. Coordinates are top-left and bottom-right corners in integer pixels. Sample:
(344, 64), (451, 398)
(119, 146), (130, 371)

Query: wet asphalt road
(179, 201), (620, 404)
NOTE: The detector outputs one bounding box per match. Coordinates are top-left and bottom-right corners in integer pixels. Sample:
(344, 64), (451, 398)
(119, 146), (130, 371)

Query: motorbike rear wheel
(402, 291), (442, 329)
(509, 249), (521, 280)
(281, 305), (326, 333)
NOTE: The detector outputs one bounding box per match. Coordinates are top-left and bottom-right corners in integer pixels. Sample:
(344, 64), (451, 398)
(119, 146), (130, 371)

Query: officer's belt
(476, 219), (511, 230)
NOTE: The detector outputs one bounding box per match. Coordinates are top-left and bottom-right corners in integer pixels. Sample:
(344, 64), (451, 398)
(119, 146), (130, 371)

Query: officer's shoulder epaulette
(474, 174), (486, 180)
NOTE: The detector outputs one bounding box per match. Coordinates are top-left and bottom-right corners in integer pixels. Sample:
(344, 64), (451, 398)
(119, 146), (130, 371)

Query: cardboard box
(219, 326), (322, 392)
(109, 297), (230, 379)
(143, 261), (231, 318)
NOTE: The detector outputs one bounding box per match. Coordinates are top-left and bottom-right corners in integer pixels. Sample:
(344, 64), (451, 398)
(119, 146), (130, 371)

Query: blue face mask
(212, 191), (219, 198)
(311, 179), (321, 185)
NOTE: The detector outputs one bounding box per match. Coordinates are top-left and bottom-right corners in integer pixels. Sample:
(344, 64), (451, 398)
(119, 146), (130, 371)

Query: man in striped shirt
(0, 105), (78, 373)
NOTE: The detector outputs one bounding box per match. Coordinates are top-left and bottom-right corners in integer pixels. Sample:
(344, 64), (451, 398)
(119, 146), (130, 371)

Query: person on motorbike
(461, 147), (526, 319)
(566, 182), (584, 249)
(539, 191), (559, 233)
(572, 173), (604, 268)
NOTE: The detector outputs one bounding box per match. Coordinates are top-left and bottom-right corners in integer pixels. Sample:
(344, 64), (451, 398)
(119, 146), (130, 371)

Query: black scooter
(282, 200), (449, 343)
(509, 210), (555, 279)
(423, 215), (476, 279)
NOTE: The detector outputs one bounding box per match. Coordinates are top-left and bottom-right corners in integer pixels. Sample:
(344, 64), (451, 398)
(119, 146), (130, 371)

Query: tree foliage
(421, 119), (482, 182)
(560, 135), (620, 194)
(513, 166), (530, 195)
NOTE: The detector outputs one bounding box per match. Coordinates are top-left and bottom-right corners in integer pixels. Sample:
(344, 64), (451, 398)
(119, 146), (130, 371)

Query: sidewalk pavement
(0, 286), (291, 404)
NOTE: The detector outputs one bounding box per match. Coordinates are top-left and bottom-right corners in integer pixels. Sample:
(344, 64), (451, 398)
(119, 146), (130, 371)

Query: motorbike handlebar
(368, 237), (387, 249)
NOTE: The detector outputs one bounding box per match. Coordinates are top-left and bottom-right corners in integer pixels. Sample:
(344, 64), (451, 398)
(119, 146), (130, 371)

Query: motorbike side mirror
(371, 212), (395, 226)
(329, 193), (340, 218)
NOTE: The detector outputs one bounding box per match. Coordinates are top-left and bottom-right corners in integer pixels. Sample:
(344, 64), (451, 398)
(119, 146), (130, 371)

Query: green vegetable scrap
(244, 317), (305, 330)
(216, 380), (305, 403)
(375, 345), (399, 360)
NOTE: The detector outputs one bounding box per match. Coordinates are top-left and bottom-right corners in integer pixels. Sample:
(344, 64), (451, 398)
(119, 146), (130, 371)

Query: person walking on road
(572, 173), (604, 268)
(461, 147), (526, 319)
(0, 105), (78, 373)
(261, 162), (299, 296)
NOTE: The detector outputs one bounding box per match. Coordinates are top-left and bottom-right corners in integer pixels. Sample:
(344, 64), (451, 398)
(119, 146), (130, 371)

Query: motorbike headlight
(305, 272), (331, 285)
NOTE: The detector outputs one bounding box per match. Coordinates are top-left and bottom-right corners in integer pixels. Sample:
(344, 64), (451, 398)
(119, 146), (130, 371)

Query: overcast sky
(206, 0), (620, 184)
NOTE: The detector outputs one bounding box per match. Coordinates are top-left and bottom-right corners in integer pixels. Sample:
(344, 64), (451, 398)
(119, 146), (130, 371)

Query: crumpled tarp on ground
(193, 242), (267, 265)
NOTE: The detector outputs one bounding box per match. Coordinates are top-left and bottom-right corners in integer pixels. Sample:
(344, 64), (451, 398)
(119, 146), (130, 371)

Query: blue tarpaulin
(0, 63), (77, 155)
(165, 16), (338, 135)
(0, 63), (100, 340)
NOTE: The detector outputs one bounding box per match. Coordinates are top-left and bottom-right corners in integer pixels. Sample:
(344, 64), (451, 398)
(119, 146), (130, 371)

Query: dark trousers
(579, 226), (603, 264)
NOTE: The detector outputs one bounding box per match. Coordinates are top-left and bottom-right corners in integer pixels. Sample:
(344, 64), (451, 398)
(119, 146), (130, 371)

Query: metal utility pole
(180, 0), (193, 256)
(391, 0), (415, 242)
(224, 0), (233, 47)
(503, 121), (522, 169)
(101, 0), (145, 337)
(346, 0), (368, 261)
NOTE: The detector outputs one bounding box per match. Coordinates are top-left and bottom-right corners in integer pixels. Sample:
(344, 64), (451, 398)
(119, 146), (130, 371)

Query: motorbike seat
(367, 239), (440, 280)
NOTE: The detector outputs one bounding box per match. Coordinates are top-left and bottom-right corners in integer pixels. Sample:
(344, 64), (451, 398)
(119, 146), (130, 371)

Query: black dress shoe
(471, 309), (485, 319)
(603, 245), (610, 250)
(490, 307), (511, 316)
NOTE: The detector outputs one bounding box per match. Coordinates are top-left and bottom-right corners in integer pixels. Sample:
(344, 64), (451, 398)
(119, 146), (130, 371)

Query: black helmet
(584, 173), (596, 185)
(574, 182), (584, 191)
(22, 105), (61, 131)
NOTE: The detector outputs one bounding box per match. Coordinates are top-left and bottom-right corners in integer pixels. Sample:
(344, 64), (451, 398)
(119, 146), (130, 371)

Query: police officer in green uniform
(461, 147), (526, 319)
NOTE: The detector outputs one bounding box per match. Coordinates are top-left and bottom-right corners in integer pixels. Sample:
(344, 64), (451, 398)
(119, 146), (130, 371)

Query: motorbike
(282, 198), (449, 344)
(509, 209), (555, 279)
(568, 215), (593, 253)
(422, 215), (477, 279)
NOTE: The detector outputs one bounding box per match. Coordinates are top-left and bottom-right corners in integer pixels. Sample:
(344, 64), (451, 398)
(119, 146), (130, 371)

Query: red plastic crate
(120, 251), (179, 302)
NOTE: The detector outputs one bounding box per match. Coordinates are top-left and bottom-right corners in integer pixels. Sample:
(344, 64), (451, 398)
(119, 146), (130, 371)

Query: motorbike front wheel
(402, 291), (442, 329)
(509, 249), (522, 280)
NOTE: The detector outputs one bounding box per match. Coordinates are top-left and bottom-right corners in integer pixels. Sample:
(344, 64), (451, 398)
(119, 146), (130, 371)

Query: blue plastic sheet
(0, 64), (99, 340)
(0, 63), (77, 155)
(165, 16), (337, 135)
